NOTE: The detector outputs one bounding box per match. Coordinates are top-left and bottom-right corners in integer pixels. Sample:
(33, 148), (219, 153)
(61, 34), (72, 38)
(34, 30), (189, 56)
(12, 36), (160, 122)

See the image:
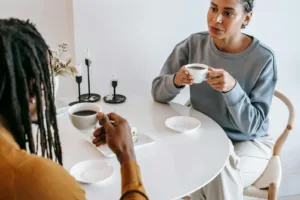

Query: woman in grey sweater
(152, 0), (276, 199)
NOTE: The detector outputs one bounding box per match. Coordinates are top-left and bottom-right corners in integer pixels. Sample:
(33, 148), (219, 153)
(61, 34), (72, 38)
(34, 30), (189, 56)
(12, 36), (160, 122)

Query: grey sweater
(152, 32), (277, 141)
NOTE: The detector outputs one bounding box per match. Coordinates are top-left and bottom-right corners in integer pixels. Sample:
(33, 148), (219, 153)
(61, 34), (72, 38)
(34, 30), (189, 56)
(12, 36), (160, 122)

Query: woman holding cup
(152, 0), (277, 199)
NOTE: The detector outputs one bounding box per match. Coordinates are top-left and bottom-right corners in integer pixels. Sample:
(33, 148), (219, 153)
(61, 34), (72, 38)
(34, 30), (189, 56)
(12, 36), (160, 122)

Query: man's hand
(92, 112), (136, 164)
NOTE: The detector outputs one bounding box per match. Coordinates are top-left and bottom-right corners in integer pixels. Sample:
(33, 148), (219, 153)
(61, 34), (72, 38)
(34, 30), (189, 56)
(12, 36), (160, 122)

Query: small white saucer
(165, 116), (201, 133)
(70, 160), (114, 184)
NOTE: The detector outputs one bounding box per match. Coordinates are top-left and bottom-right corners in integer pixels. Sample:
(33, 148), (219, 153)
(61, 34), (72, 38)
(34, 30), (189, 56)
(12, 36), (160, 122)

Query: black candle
(68, 64), (83, 106)
(76, 49), (101, 103)
(75, 76), (82, 101)
(85, 49), (92, 98)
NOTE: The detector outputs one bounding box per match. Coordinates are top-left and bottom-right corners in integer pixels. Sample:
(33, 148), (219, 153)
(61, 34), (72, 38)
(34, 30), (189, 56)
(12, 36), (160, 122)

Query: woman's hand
(207, 67), (236, 92)
(173, 66), (194, 87)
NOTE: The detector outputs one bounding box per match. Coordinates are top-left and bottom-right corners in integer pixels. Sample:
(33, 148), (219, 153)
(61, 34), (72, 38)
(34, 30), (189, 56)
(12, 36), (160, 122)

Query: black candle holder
(104, 78), (126, 104)
(69, 75), (83, 106)
(78, 58), (101, 102)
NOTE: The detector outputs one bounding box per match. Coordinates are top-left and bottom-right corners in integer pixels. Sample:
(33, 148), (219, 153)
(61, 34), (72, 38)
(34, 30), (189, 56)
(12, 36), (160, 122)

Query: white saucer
(165, 116), (201, 133)
(70, 160), (114, 184)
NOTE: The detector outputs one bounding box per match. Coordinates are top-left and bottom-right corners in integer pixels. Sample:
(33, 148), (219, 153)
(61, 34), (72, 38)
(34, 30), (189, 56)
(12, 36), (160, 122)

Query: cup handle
(204, 73), (209, 81)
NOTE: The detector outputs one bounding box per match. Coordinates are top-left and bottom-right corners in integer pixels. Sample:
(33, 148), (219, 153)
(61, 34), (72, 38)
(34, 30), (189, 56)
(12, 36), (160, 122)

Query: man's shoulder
(15, 155), (86, 199)
(17, 155), (68, 180)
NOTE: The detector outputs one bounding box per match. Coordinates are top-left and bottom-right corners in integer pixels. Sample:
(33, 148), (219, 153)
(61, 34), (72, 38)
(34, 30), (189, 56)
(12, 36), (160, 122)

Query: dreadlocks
(0, 18), (62, 165)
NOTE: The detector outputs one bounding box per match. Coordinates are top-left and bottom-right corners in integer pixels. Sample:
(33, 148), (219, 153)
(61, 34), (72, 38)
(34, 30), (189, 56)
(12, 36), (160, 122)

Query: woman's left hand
(207, 67), (236, 93)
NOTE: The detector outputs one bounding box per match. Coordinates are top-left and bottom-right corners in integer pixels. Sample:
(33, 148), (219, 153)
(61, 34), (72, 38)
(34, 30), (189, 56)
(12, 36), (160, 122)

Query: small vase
(53, 76), (59, 97)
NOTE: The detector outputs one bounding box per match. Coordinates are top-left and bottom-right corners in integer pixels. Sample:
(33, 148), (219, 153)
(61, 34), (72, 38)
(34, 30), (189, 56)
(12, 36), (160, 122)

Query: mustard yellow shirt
(0, 127), (148, 200)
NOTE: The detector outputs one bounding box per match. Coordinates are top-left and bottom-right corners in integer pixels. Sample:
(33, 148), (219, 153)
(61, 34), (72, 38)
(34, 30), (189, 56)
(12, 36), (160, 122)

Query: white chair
(185, 90), (295, 200)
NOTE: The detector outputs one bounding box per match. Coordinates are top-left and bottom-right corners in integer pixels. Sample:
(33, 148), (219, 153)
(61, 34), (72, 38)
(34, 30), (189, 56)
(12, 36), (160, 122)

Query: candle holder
(104, 76), (126, 104)
(79, 56), (101, 102)
(69, 75), (83, 106)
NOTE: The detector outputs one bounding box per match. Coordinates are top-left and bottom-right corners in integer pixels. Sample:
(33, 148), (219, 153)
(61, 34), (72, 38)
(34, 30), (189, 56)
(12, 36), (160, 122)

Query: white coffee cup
(68, 103), (102, 133)
(185, 63), (208, 84)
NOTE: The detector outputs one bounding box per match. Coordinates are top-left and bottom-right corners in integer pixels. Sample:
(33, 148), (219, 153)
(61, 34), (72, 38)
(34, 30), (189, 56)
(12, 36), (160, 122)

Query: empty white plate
(70, 160), (114, 184)
(165, 116), (201, 133)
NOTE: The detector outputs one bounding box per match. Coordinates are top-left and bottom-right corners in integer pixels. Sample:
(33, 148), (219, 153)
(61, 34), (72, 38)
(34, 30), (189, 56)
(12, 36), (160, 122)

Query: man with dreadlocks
(0, 18), (148, 200)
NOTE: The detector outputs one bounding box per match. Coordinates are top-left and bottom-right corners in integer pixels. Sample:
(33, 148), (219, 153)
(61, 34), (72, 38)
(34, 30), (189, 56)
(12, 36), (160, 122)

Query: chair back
(272, 91), (295, 156)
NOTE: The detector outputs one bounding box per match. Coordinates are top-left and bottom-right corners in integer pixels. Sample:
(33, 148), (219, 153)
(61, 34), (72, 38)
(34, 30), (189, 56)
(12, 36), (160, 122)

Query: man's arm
(120, 161), (148, 200)
(93, 113), (149, 200)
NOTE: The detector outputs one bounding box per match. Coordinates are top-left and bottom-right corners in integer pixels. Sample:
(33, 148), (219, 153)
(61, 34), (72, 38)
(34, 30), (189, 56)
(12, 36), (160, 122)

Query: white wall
(0, 0), (77, 97)
(73, 0), (300, 196)
(72, 0), (209, 97)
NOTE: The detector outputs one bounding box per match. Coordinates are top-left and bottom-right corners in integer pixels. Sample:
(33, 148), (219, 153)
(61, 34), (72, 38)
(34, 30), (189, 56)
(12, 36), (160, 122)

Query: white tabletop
(57, 96), (230, 200)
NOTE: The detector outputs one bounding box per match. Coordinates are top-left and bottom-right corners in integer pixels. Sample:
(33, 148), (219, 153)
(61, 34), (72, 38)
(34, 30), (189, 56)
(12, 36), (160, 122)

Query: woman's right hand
(173, 66), (194, 87)
(93, 112), (136, 165)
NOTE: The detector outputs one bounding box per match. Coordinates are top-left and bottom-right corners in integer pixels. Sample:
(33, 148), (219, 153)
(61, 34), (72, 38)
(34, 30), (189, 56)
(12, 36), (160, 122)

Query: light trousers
(191, 136), (274, 200)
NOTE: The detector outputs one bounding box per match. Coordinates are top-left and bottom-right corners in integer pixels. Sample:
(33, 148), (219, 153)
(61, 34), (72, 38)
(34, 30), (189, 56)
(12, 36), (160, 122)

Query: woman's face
(207, 0), (252, 39)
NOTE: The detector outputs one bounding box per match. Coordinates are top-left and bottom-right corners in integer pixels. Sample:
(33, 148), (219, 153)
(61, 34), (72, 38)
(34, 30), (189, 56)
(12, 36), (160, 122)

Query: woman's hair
(240, 0), (254, 29)
(0, 18), (62, 165)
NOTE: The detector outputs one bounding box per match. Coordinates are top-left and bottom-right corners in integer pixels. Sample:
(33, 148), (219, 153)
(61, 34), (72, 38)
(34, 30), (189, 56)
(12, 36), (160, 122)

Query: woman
(0, 18), (148, 200)
(152, 0), (276, 199)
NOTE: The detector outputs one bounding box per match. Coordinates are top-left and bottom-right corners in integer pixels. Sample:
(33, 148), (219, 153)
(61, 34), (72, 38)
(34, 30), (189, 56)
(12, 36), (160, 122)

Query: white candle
(76, 64), (82, 76)
(85, 48), (91, 60)
(112, 75), (118, 81)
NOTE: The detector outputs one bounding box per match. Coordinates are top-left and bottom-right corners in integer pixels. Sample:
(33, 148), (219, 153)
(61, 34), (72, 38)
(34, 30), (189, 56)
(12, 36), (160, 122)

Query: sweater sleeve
(151, 38), (189, 103)
(222, 57), (277, 135)
(120, 161), (148, 200)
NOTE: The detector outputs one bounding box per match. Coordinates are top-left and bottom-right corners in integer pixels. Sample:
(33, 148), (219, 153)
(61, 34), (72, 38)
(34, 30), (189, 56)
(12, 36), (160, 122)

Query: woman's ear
(243, 12), (253, 27)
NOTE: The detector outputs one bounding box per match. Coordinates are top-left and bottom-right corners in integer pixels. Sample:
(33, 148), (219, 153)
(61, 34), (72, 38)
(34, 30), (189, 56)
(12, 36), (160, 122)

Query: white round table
(57, 96), (230, 200)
